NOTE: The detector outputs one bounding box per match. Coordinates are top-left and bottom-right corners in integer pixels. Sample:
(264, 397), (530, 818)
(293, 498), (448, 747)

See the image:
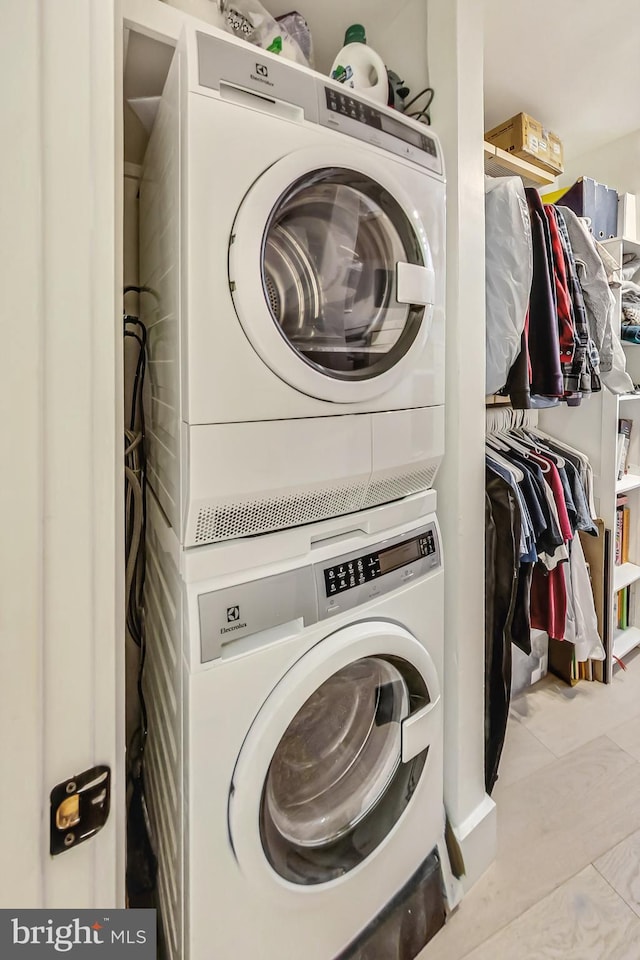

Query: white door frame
(0, 0), (124, 907)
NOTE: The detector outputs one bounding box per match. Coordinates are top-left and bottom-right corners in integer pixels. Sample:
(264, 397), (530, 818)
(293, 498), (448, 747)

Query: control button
(329, 582), (337, 594)
(358, 574), (366, 585)
(328, 570), (335, 579)
(349, 576), (356, 587)
(347, 562), (354, 573)
(330, 102), (338, 111)
(357, 559), (364, 570)
(326, 604), (340, 615)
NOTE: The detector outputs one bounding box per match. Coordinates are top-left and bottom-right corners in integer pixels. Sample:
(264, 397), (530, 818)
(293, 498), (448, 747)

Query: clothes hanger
(486, 434), (510, 453)
(516, 428), (566, 468)
(486, 448), (525, 483)
(495, 428), (551, 471)
(527, 426), (587, 463)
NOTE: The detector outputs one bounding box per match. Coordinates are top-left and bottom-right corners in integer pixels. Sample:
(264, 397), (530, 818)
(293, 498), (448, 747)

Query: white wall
(429, 0), (496, 889)
(264, 0), (430, 99)
(0, 0), (45, 907)
(0, 0), (123, 909)
(557, 128), (640, 238)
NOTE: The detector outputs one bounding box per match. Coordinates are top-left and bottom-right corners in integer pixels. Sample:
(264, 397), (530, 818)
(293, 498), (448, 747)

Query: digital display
(378, 539), (421, 574)
(323, 529), (436, 598)
(380, 114), (423, 148)
(323, 87), (438, 159)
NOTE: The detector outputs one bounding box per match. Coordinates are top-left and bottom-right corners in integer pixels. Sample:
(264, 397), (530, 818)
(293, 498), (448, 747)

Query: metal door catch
(50, 765), (111, 856)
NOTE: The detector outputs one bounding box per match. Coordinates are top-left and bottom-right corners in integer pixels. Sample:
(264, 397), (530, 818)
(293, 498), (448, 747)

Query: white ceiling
(484, 0), (640, 160)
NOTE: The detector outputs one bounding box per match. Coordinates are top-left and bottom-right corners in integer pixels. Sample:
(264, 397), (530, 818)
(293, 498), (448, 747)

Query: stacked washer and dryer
(140, 22), (448, 960)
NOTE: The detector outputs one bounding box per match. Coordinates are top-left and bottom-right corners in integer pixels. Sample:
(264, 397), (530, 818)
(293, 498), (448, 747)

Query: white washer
(143, 490), (446, 960)
(139, 25), (446, 548)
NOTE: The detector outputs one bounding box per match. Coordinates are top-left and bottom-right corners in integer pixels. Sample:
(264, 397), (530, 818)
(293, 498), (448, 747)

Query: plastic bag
(276, 11), (314, 69)
(223, 0), (309, 66)
(485, 176), (533, 395)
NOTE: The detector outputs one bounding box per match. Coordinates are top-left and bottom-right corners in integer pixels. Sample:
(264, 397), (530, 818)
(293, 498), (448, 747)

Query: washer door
(228, 621), (441, 889)
(229, 147), (437, 404)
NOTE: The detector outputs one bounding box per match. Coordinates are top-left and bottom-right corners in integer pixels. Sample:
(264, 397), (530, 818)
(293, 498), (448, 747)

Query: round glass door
(261, 168), (426, 380)
(260, 655), (431, 886)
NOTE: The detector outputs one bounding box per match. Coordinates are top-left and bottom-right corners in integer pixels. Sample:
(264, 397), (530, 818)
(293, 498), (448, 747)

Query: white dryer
(140, 25), (446, 548)
(143, 489), (447, 960)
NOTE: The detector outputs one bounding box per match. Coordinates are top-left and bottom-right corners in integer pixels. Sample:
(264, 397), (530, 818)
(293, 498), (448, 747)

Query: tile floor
(421, 649), (640, 959)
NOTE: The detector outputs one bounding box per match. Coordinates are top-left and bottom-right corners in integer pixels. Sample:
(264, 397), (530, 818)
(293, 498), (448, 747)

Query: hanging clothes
(485, 469), (521, 795)
(525, 188), (564, 400)
(485, 423), (603, 655)
(487, 181), (634, 405)
(556, 204), (634, 395)
(554, 207), (601, 396)
(484, 417), (605, 792)
(484, 177), (533, 395)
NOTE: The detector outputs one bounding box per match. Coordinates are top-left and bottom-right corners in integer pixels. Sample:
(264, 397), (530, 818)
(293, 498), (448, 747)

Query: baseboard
(450, 794), (497, 894)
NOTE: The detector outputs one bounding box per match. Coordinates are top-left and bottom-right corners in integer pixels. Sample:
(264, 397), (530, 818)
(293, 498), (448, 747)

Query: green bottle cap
(345, 24), (366, 45)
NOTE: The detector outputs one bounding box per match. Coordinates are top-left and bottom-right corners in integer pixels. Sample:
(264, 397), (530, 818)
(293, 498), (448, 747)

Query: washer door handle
(396, 262), (435, 305)
(401, 694), (440, 763)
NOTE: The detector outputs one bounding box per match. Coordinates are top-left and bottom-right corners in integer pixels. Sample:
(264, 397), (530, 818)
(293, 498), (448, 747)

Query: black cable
(403, 86), (435, 125)
(123, 306), (157, 901)
(403, 86), (434, 112)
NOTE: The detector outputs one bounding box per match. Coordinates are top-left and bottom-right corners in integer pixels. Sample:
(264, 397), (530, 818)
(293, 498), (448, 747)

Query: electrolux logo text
(221, 605), (246, 634)
(2, 910), (155, 957)
(250, 62), (274, 87)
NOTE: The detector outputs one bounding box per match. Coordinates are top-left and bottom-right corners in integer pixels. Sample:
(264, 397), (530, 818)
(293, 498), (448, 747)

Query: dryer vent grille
(363, 464), (439, 510)
(193, 481), (367, 543)
(189, 459), (441, 546)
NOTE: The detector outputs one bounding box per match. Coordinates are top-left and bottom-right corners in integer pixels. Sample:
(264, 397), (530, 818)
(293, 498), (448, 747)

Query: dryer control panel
(319, 87), (442, 175)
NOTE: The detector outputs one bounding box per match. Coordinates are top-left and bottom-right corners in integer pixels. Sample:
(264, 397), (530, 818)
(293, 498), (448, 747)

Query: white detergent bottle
(330, 24), (388, 105)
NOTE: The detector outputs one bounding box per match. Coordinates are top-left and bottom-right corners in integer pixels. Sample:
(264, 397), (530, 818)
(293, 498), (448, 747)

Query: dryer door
(229, 146), (439, 404)
(228, 621), (441, 889)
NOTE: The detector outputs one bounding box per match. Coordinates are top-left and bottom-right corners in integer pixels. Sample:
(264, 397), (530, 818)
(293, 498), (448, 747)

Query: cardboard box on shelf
(485, 112), (564, 175)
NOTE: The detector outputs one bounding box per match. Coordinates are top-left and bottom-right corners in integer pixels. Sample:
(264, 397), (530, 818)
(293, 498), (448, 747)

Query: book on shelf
(618, 418), (633, 480)
(616, 507), (624, 565)
(618, 587), (629, 631)
(615, 496), (631, 566)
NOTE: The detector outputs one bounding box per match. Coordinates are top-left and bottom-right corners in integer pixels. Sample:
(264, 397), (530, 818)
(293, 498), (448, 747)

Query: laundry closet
(4, 0), (493, 957)
(123, 4), (457, 956)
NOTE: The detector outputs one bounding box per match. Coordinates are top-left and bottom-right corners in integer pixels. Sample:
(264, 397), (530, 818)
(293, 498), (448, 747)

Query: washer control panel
(315, 521), (441, 620)
(323, 529), (437, 597)
(198, 519), (442, 661)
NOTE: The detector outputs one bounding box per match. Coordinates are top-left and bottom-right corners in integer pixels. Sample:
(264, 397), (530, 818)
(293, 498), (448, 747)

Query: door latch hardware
(50, 765), (111, 856)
